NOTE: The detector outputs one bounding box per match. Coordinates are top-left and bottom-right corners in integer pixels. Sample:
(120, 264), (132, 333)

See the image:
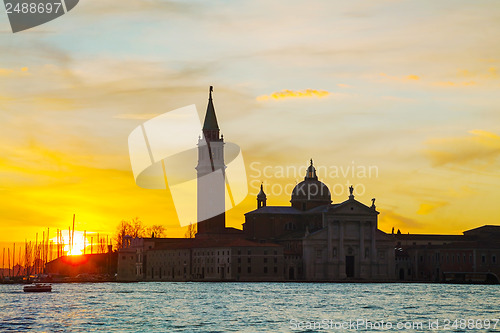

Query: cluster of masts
(1, 214), (111, 280)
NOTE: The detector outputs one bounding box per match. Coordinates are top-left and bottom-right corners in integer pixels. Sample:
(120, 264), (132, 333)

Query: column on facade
(327, 221), (332, 262)
(371, 222), (377, 261)
(359, 222), (365, 262)
(413, 250), (418, 281)
(371, 221), (377, 276)
(338, 221), (345, 277)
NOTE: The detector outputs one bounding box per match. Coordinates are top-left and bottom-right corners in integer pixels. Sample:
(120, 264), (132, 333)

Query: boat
(23, 283), (52, 293)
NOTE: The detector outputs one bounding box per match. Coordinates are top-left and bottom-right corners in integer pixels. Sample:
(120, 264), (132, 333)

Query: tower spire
(203, 86), (220, 135)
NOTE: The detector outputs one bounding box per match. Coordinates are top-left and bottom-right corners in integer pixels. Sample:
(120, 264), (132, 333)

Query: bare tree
(185, 223), (197, 238)
(114, 220), (132, 249)
(130, 217), (144, 238)
(147, 225), (166, 238)
(115, 218), (168, 248)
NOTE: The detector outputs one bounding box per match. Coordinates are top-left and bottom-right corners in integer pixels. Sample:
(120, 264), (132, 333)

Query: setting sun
(51, 230), (102, 256)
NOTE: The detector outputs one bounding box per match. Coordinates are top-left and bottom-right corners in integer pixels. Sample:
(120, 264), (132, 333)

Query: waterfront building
(117, 237), (283, 282)
(394, 225), (500, 283)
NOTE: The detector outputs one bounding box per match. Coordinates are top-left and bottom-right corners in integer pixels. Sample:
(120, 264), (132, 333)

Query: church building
(243, 161), (395, 280)
(117, 87), (395, 282)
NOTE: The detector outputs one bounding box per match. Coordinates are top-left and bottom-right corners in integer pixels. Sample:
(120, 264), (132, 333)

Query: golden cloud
(417, 201), (448, 215)
(0, 68), (14, 76)
(435, 67), (499, 87)
(0, 67), (30, 77)
(424, 130), (500, 167)
(257, 89), (331, 101)
(379, 209), (423, 231)
(379, 73), (420, 82)
(113, 113), (161, 120)
(431, 81), (477, 87)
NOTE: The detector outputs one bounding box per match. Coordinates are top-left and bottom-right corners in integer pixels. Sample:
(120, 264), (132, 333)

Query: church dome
(291, 160), (331, 209)
(291, 180), (331, 202)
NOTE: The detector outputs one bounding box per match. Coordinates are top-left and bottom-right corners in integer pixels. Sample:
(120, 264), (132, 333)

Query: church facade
(243, 161), (395, 281)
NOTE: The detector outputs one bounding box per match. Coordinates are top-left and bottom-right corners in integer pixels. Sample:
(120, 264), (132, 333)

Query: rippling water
(1, 283), (499, 332)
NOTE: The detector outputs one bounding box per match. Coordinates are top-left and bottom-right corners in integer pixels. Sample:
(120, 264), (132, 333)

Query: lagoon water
(1, 283), (499, 332)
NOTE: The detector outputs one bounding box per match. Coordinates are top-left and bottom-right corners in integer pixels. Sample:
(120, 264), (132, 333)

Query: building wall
(117, 248), (138, 282)
(244, 214), (303, 240)
(229, 246), (284, 282)
(135, 244), (284, 282)
(146, 248), (191, 281)
(192, 247), (230, 280)
(400, 246), (500, 282)
(46, 253), (117, 278)
(395, 227), (500, 282)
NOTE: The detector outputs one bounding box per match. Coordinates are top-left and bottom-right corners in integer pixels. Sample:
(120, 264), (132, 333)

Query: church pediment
(326, 199), (379, 216)
(304, 228), (327, 240)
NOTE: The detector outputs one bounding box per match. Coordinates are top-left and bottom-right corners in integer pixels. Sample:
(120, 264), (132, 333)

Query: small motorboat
(23, 283), (52, 293)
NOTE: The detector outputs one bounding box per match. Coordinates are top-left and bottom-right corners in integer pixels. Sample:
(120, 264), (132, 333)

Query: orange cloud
(379, 209), (423, 231)
(439, 67), (499, 87)
(113, 113), (160, 120)
(417, 201), (448, 215)
(488, 67), (499, 78)
(379, 73), (420, 82)
(424, 130), (500, 167)
(0, 68), (14, 76)
(432, 81), (477, 87)
(257, 89), (330, 101)
(0, 67), (30, 76)
(381, 96), (415, 103)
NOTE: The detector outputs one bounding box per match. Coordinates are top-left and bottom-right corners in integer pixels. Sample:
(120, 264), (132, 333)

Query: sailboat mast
(7, 248), (10, 278)
(35, 233), (38, 274)
(46, 228), (49, 267)
(72, 214), (75, 255)
(12, 243), (15, 277)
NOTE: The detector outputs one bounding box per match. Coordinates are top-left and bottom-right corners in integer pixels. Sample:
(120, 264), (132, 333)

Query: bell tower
(196, 86), (226, 235)
(257, 183), (267, 209)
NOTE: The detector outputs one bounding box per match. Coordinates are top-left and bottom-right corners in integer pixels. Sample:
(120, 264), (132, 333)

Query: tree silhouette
(115, 220), (132, 249)
(148, 225), (166, 238)
(185, 223), (197, 239)
(114, 218), (166, 248)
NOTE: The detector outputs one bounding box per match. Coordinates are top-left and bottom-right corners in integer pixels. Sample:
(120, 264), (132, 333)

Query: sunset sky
(1, 0), (499, 255)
